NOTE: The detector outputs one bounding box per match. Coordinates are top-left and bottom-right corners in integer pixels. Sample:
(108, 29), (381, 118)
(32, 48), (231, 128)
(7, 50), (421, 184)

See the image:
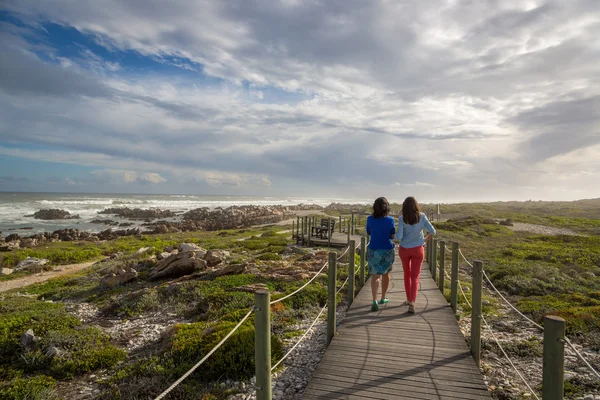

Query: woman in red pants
(395, 197), (436, 313)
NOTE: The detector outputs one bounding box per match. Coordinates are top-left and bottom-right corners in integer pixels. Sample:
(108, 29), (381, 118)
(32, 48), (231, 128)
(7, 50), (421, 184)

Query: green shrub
(256, 253), (282, 261)
(0, 375), (58, 400)
(168, 321), (283, 380)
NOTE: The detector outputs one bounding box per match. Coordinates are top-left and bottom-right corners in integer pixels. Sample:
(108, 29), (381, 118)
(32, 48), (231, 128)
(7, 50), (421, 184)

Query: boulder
(16, 257), (49, 272)
(0, 268), (14, 275)
(98, 207), (175, 220)
(100, 268), (139, 289)
(19, 238), (37, 248)
(157, 252), (171, 261)
(178, 243), (206, 254)
(150, 252), (207, 280)
(46, 346), (63, 358)
(20, 329), (36, 347)
(135, 247), (153, 254)
(0, 242), (20, 252)
(499, 219), (514, 226)
(5, 234), (20, 242)
(204, 250), (230, 267)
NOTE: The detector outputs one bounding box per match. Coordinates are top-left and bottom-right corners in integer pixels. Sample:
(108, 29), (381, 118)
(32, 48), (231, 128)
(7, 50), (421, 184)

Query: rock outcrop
(204, 250), (230, 267)
(28, 209), (80, 220)
(16, 257), (49, 272)
(149, 251), (207, 280)
(100, 268), (139, 289)
(98, 208), (176, 220)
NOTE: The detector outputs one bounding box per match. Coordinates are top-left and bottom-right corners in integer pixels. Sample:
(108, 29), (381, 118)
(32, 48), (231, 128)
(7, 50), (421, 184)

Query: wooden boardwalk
(303, 258), (491, 400)
(296, 232), (363, 248)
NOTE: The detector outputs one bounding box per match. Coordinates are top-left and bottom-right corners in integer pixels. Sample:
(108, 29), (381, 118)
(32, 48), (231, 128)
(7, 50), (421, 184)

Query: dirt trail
(0, 261), (96, 293)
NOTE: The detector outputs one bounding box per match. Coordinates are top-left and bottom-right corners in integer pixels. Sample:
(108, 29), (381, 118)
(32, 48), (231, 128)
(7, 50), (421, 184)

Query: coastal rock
(499, 219), (514, 226)
(29, 209), (80, 220)
(0, 267), (14, 275)
(0, 241), (20, 251)
(178, 243), (206, 254)
(46, 346), (63, 358)
(19, 238), (38, 248)
(91, 219), (119, 226)
(5, 233), (20, 242)
(150, 252), (207, 280)
(157, 252), (171, 261)
(16, 257), (49, 272)
(98, 207), (175, 220)
(204, 250), (230, 267)
(100, 268), (139, 289)
(20, 329), (36, 347)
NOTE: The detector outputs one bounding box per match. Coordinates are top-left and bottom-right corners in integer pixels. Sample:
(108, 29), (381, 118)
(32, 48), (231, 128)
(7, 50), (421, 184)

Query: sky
(0, 0), (599, 203)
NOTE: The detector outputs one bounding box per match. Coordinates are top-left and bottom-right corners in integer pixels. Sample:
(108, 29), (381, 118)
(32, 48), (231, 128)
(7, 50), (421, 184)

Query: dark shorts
(367, 248), (395, 275)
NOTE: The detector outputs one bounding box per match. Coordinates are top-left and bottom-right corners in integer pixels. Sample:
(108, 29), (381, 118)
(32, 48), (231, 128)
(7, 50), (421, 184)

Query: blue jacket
(366, 215), (396, 250)
(395, 212), (436, 248)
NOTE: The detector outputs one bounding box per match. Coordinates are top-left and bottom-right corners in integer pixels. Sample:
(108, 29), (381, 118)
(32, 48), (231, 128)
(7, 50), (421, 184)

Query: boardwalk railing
(427, 239), (600, 400)
(154, 233), (598, 400)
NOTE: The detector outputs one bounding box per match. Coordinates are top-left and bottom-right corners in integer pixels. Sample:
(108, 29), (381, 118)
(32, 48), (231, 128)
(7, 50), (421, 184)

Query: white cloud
(91, 169), (166, 185)
(0, 1), (599, 200)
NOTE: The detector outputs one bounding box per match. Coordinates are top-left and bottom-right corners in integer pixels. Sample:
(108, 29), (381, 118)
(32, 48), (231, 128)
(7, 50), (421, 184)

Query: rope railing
(153, 236), (367, 400)
(154, 306), (255, 400)
(271, 246), (366, 371)
(455, 245), (600, 380)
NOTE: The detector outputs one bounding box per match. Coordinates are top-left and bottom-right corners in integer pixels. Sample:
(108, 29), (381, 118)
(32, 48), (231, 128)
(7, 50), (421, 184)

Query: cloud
(91, 169), (167, 185)
(0, 1), (599, 200)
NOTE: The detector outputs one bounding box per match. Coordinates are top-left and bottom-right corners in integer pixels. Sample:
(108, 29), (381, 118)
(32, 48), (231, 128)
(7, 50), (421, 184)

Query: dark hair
(402, 196), (421, 225)
(372, 197), (390, 218)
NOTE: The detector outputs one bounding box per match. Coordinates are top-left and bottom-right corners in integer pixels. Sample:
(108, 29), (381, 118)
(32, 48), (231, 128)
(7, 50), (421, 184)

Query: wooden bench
(312, 218), (335, 239)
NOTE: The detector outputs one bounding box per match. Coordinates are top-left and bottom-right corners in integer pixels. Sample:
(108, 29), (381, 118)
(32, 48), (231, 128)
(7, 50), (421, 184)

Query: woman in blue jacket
(366, 197), (396, 311)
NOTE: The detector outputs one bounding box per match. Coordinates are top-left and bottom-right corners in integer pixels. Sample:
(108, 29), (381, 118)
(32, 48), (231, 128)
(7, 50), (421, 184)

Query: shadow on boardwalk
(303, 259), (491, 400)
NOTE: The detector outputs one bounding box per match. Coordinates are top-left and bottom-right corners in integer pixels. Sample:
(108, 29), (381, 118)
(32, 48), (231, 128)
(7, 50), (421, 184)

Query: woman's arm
(422, 213), (436, 241)
(394, 217), (404, 241)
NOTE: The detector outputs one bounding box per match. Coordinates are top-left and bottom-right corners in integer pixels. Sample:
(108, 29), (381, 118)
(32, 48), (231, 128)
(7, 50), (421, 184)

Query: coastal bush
(256, 252), (282, 261)
(0, 375), (58, 400)
(167, 321), (283, 380)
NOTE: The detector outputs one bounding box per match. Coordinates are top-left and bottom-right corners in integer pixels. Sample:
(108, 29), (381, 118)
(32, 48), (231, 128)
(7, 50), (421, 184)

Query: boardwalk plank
(303, 258), (491, 399)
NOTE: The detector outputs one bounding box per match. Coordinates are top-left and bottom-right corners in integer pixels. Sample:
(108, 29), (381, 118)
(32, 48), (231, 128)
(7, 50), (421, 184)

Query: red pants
(399, 245), (424, 303)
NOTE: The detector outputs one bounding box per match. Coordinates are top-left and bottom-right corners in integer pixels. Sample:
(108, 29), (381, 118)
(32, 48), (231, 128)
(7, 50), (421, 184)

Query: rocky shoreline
(0, 204), (324, 251)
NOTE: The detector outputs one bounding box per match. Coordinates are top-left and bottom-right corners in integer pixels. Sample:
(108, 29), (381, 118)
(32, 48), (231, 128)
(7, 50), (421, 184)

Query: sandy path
(0, 261), (96, 293)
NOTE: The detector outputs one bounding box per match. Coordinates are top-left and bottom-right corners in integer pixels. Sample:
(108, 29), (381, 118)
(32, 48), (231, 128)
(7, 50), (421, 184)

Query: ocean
(0, 192), (368, 237)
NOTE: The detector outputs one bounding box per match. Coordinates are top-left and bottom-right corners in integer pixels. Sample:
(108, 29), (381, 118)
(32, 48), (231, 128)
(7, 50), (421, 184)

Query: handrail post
(348, 240), (356, 308)
(292, 220), (295, 240)
(360, 236), (366, 287)
(471, 260), (483, 367)
(438, 240), (445, 292)
(543, 316), (565, 400)
(431, 239), (437, 282)
(328, 218), (332, 248)
(327, 252), (337, 346)
(351, 213), (355, 235)
(307, 216), (312, 246)
(347, 220), (350, 243)
(450, 242), (459, 315)
(296, 216), (300, 240)
(255, 290), (271, 400)
(339, 215), (342, 233)
(425, 240), (430, 265)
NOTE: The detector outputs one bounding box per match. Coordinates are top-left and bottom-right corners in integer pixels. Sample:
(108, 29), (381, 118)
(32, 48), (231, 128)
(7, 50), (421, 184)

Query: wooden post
(471, 260), (483, 367)
(431, 239), (437, 281)
(296, 217), (300, 240)
(348, 240), (356, 308)
(543, 316), (565, 400)
(339, 215), (342, 233)
(439, 241), (445, 292)
(425, 241), (429, 264)
(347, 220), (350, 244)
(328, 218), (332, 248)
(255, 290), (272, 400)
(327, 252), (337, 346)
(451, 242), (459, 315)
(360, 236), (366, 287)
(307, 217), (312, 247)
(292, 220), (295, 240)
(351, 213), (355, 235)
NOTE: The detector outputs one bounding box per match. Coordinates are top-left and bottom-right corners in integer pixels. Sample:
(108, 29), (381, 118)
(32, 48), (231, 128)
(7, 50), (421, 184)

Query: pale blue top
(395, 212), (436, 248)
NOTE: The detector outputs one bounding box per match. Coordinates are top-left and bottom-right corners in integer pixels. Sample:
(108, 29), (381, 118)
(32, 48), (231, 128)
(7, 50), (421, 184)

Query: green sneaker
(371, 301), (379, 311)
(378, 297), (389, 305)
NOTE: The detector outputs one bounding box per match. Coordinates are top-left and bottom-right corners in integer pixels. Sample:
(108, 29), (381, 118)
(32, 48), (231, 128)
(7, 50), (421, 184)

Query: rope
(565, 338), (600, 379)
(459, 249), (474, 268)
(154, 307), (255, 400)
(270, 260), (328, 305)
(271, 257), (361, 371)
(481, 315), (541, 400)
(271, 303), (327, 371)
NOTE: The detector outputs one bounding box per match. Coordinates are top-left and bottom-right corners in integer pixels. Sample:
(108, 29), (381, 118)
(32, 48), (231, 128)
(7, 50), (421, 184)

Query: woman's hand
(424, 233), (433, 242)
